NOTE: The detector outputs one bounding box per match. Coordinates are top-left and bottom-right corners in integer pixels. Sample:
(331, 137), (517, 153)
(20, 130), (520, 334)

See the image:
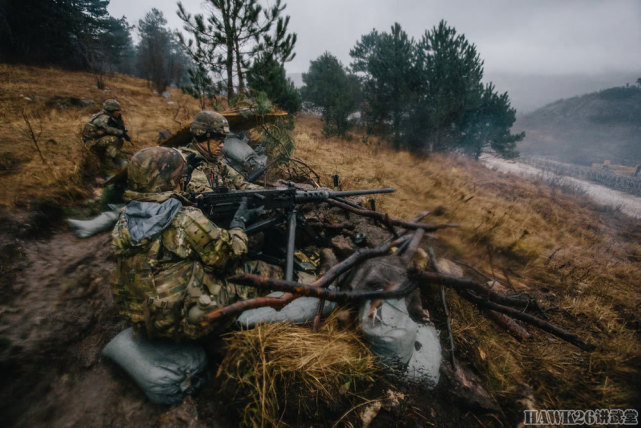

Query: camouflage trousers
(88, 135), (127, 174)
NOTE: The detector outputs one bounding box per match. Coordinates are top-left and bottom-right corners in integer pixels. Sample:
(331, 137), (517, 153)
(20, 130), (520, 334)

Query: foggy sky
(108, 0), (641, 112)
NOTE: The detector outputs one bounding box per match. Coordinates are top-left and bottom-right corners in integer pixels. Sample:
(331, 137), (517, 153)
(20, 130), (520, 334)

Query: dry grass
(292, 113), (641, 411)
(215, 316), (378, 427)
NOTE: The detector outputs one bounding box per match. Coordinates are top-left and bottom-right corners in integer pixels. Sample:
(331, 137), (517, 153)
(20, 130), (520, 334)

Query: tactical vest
(111, 208), (247, 340)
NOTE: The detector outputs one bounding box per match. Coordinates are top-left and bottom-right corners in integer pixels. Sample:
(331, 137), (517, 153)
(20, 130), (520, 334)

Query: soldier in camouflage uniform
(180, 111), (253, 193)
(111, 147), (261, 341)
(83, 99), (131, 173)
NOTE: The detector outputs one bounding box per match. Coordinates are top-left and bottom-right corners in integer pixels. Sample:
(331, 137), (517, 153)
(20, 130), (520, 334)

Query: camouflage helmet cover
(190, 110), (230, 137)
(103, 99), (122, 112)
(127, 147), (186, 193)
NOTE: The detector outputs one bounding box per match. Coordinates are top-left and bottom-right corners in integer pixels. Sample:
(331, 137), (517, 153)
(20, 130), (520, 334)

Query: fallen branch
(463, 291), (595, 351)
(427, 247), (456, 367)
(486, 310), (531, 341)
(20, 110), (45, 162)
(410, 270), (532, 308)
(312, 212), (428, 331)
(228, 274), (417, 302)
(326, 199), (457, 232)
(204, 235), (411, 322)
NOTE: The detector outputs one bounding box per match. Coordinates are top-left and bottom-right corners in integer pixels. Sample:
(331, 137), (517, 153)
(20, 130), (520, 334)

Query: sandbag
(237, 291), (336, 327)
(360, 298), (417, 367)
(102, 328), (208, 405)
(67, 204), (123, 238)
(359, 298), (441, 389)
(405, 324), (441, 388)
(222, 133), (267, 179)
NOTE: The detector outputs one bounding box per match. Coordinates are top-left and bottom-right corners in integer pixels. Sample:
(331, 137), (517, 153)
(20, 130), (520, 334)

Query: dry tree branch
(463, 292), (594, 351)
(326, 198), (457, 232)
(203, 235), (412, 323)
(20, 110), (45, 162)
(312, 209), (429, 331)
(427, 247), (457, 367)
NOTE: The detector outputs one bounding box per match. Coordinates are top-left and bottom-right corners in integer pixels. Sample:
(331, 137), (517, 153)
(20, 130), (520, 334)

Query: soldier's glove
(230, 197), (264, 231)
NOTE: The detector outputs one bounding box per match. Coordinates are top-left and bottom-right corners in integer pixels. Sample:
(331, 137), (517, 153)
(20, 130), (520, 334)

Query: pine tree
(246, 55), (300, 114)
(137, 9), (190, 93)
(0, 0), (132, 71)
(412, 20), (523, 157)
(178, 0), (296, 99)
(350, 23), (417, 147)
(302, 52), (361, 136)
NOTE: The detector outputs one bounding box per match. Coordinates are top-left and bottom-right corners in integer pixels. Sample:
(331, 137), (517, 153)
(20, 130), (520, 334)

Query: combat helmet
(127, 147), (186, 193)
(190, 111), (230, 138)
(103, 99), (122, 112)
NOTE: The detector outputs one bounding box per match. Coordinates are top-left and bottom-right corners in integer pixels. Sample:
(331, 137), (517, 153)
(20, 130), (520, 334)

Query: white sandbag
(102, 328), (208, 405)
(360, 298), (441, 389)
(405, 324), (441, 388)
(68, 204), (122, 238)
(360, 298), (417, 367)
(237, 291), (336, 327)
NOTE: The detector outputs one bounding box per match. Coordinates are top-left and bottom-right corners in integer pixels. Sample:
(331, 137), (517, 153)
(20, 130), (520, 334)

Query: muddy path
(0, 209), (217, 427)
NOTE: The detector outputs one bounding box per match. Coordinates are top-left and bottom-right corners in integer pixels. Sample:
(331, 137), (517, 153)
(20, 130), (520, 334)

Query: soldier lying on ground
(83, 99), (131, 175)
(111, 147), (262, 341)
(179, 110), (256, 193)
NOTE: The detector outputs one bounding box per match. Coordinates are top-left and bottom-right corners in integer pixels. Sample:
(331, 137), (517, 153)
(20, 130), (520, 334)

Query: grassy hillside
(516, 85), (641, 165)
(1, 65), (640, 420)
(0, 64), (202, 207)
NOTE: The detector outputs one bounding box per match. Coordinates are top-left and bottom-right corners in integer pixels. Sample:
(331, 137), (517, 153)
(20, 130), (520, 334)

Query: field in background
(1, 65), (640, 415)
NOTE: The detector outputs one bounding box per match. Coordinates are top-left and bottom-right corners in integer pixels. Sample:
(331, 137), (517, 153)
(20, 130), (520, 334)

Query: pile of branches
(205, 199), (595, 353)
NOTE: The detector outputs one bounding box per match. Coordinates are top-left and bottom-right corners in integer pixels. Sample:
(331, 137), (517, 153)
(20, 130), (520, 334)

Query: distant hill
(486, 71), (640, 114)
(514, 85), (641, 166)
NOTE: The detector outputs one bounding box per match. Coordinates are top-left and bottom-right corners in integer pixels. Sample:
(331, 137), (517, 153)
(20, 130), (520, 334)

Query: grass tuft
(215, 315), (379, 427)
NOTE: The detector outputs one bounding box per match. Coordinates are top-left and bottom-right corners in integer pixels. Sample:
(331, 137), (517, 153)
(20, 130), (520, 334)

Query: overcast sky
(108, 0), (641, 111)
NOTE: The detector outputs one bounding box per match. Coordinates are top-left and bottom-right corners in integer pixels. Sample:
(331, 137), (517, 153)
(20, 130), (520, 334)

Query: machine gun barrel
(294, 187), (395, 202)
(195, 186), (396, 220)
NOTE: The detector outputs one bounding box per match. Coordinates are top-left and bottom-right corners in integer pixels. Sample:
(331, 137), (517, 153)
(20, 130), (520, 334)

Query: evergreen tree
(413, 20), (484, 151)
(412, 20), (523, 157)
(0, 0), (132, 71)
(178, 0), (296, 99)
(301, 52), (361, 136)
(350, 23), (417, 147)
(246, 54), (301, 114)
(137, 9), (190, 93)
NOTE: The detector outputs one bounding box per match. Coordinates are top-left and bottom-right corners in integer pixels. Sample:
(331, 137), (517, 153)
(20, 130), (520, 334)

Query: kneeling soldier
(111, 147), (260, 341)
(83, 99), (131, 173)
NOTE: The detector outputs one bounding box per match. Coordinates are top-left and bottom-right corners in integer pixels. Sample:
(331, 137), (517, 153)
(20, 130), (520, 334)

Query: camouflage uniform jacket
(179, 143), (251, 193)
(111, 193), (250, 341)
(83, 110), (126, 141)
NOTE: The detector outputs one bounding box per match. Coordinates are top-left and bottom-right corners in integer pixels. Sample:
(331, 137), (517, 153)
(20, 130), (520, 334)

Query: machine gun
(194, 186), (395, 281)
